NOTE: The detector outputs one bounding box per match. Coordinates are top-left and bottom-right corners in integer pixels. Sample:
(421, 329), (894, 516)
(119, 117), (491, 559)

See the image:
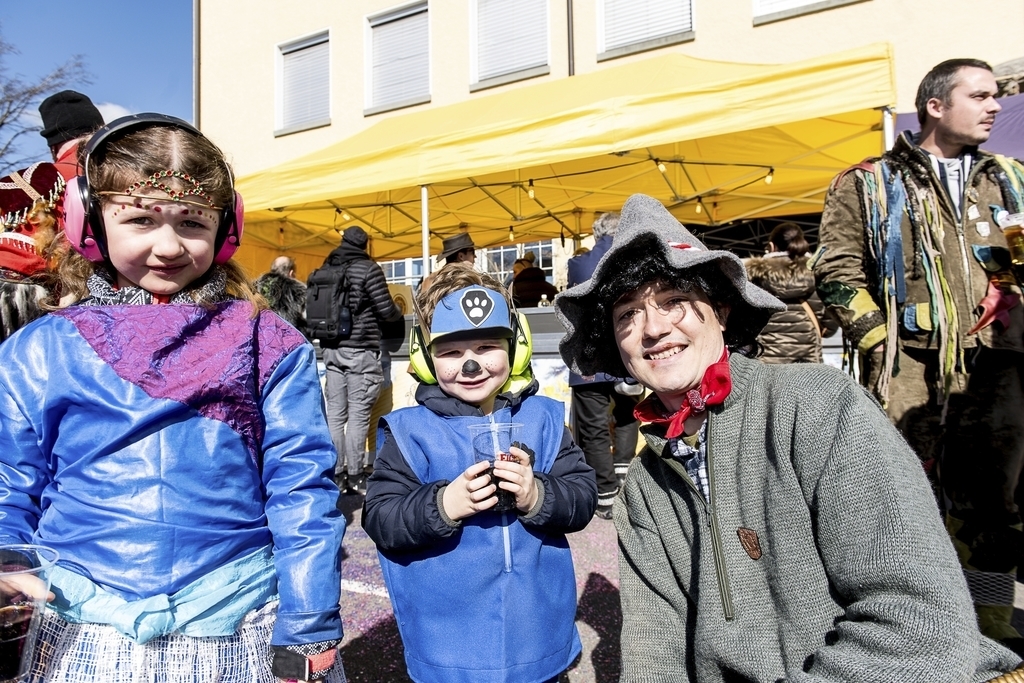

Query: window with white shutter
(753, 0), (868, 25)
(276, 32), (330, 136)
(366, 3), (430, 115)
(598, 0), (694, 62)
(471, 0), (549, 91)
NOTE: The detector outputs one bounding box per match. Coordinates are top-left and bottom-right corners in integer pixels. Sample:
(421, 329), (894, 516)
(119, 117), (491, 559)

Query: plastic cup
(999, 212), (1024, 266)
(0, 545), (58, 683)
(468, 423), (523, 512)
(1005, 225), (1024, 266)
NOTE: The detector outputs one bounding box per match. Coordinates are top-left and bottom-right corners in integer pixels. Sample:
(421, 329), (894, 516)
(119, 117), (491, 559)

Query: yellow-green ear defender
(409, 324), (438, 385)
(509, 312), (532, 377)
(407, 312), (534, 385)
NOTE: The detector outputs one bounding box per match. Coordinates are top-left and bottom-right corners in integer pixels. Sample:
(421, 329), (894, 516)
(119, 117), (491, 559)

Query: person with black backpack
(308, 226), (401, 494)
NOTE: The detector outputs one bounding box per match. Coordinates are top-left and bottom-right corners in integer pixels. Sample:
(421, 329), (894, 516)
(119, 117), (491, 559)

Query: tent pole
(882, 106), (895, 152)
(567, 0), (575, 77)
(421, 185), (431, 275)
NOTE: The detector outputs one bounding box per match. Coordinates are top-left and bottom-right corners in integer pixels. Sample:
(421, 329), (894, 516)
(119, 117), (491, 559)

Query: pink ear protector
(63, 113), (244, 264)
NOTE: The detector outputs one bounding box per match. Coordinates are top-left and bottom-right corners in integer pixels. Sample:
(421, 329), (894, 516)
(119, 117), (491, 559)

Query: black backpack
(306, 265), (353, 343)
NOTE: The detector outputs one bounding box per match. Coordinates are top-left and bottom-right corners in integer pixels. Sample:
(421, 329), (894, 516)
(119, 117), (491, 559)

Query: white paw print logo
(460, 289), (494, 326)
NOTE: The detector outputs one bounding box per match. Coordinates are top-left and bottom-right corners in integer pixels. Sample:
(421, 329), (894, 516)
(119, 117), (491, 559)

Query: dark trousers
(572, 383), (640, 499)
(864, 345), (1024, 642)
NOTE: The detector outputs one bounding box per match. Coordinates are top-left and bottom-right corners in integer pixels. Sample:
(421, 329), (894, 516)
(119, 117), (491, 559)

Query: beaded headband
(123, 170), (215, 206)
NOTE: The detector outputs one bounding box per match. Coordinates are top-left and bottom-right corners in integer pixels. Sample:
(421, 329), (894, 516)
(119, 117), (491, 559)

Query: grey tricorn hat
(437, 232), (476, 263)
(554, 194), (784, 377)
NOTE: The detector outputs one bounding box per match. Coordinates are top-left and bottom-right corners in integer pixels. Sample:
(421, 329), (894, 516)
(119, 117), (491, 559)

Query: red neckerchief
(633, 349), (731, 438)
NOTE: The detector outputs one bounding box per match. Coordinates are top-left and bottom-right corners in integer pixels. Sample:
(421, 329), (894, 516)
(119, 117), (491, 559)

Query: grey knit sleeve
(791, 379), (1017, 682)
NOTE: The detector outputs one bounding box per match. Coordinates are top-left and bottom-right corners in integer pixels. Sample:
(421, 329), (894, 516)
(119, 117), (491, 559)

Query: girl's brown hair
(46, 124), (265, 311)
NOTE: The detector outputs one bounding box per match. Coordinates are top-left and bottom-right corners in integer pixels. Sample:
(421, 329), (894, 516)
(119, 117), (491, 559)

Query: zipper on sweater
(662, 416), (735, 621)
(705, 413), (735, 621)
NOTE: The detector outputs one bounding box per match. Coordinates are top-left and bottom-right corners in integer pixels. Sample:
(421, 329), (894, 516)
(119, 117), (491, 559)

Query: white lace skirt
(28, 602), (347, 683)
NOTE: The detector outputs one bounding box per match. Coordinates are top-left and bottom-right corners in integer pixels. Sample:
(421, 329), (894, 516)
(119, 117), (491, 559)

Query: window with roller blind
(752, 0), (869, 26)
(276, 31), (330, 137)
(597, 0), (694, 62)
(366, 3), (431, 116)
(470, 0), (549, 92)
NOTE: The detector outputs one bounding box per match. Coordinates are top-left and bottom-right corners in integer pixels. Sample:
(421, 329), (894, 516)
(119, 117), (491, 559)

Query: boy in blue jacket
(363, 263), (597, 683)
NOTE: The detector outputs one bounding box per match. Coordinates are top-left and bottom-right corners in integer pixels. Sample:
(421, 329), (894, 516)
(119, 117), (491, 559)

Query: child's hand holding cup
(468, 421), (524, 511)
(0, 545), (58, 683)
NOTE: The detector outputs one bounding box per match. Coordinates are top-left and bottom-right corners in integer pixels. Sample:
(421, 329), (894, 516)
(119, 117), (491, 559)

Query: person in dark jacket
(510, 261), (558, 307)
(363, 262), (596, 683)
(253, 256), (307, 332)
(320, 226), (402, 493)
(566, 211), (642, 520)
(744, 222), (837, 363)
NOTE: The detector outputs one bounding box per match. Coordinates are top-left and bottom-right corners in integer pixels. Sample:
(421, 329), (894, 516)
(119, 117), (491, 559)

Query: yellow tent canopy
(235, 42), (895, 276)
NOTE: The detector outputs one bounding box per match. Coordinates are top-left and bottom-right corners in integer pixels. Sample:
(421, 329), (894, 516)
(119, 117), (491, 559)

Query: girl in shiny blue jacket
(0, 114), (345, 683)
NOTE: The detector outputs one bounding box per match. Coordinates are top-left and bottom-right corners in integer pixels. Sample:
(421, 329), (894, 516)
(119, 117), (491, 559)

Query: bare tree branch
(0, 31), (89, 175)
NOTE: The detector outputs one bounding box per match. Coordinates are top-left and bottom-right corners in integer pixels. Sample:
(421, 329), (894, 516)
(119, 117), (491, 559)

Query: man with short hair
(815, 58), (1024, 650)
(254, 256), (307, 331)
(320, 226), (402, 494)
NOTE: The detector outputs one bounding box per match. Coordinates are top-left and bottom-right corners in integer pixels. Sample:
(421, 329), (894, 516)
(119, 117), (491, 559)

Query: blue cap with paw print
(429, 286), (514, 345)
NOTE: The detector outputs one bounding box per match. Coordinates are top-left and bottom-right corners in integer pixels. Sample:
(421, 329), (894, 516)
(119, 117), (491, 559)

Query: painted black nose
(462, 359), (481, 374)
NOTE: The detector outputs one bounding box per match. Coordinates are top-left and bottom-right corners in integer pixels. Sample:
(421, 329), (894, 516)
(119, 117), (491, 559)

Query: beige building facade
(196, 0), (1023, 282)
(198, 0), (1024, 176)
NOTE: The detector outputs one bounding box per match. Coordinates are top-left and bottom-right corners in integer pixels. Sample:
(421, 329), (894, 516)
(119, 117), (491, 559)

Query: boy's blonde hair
(44, 124), (265, 311)
(415, 262), (513, 331)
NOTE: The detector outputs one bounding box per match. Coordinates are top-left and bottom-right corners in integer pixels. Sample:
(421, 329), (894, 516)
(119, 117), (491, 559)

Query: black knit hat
(342, 225), (369, 249)
(38, 90), (104, 148)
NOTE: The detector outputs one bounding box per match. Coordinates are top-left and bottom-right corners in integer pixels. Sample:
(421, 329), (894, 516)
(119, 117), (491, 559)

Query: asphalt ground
(335, 492), (622, 683)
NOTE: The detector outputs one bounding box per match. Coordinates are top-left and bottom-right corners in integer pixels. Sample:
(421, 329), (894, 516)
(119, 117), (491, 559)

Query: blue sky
(2, 1), (193, 163)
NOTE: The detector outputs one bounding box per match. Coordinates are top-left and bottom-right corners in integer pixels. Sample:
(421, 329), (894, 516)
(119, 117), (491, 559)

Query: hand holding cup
(442, 460), (499, 521)
(0, 545), (58, 683)
(468, 423), (529, 513)
(491, 445), (539, 513)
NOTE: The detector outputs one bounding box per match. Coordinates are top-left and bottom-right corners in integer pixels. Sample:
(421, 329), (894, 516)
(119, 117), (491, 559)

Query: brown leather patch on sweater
(737, 527), (762, 560)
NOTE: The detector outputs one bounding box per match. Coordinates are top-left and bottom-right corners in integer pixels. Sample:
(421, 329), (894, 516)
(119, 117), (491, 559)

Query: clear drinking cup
(468, 422), (523, 513)
(0, 545), (58, 683)
(999, 212), (1024, 267)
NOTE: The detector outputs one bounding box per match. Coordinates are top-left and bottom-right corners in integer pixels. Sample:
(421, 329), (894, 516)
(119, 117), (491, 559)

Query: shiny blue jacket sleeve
(259, 343), (345, 646)
(0, 368), (49, 544)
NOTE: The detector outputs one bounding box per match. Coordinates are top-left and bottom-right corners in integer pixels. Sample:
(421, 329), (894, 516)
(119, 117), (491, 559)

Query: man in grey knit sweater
(554, 193), (1022, 682)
